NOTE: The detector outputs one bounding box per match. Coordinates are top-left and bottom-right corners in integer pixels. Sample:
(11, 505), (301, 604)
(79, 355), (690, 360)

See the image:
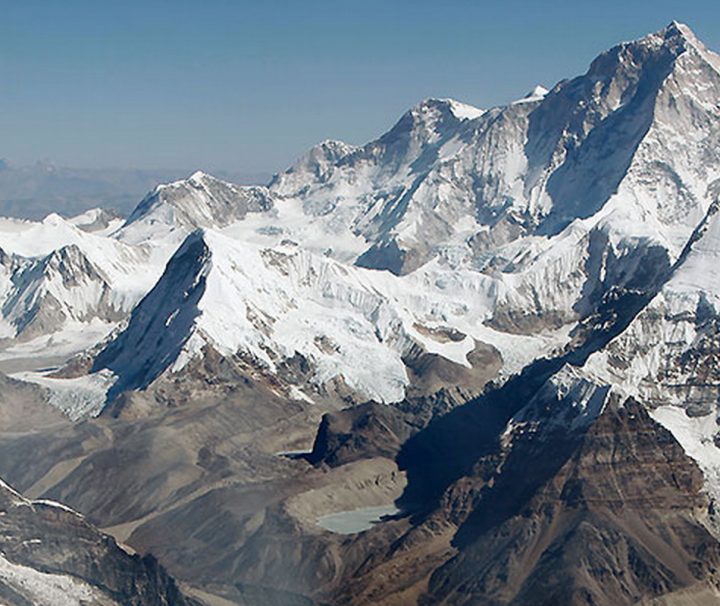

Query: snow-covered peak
(511, 85), (549, 105)
(665, 21), (720, 74)
(311, 139), (358, 158)
(0, 208), (162, 361)
(263, 21), (720, 275)
(272, 98), (483, 199)
(67, 208), (124, 236)
(67, 208), (107, 226)
(383, 97), (472, 141)
(343, 97), (476, 170)
(42, 212), (68, 227)
(291, 139), (358, 168)
(653, 21), (720, 73)
(39, 243), (106, 280)
(269, 139), (358, 196)
(118, 171), (274, 246)
(94, 224), (553, 407)
(584, 20), (719, 87)
(94, 227), (414, 402)
(188, 169), (211, 183)
(404, 97), (484, 121)
(447, 99), (485, 120)
(526, 85), (549, 99)
(2, 243), (114, 341)
(152, 170), (226, 194)
(663, 21), (702, 47)
(8, 23), (720, 432)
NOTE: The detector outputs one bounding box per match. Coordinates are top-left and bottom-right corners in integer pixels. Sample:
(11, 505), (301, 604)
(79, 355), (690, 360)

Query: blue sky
(1, 0), (718, 175)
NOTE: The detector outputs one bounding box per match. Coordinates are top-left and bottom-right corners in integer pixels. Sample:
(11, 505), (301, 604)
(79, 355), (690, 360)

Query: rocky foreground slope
(0, 478), (198, 606)
(0, 20), (720, 606)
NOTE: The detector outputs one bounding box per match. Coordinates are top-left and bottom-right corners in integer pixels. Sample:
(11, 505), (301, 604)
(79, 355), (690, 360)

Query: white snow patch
(512, 85), (549, 104)
(0, 553), (116, 606)
(447, 99), (486, 120)
(0, 319), (116, 367)
(12, 369), (117, 420)
(32, 499), (83, 517)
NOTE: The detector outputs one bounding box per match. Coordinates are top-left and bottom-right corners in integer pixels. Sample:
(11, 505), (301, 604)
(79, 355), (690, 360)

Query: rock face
(421, 399), (720, 605)
(300, 390), (720, 605)
(0, 479), (198, 606)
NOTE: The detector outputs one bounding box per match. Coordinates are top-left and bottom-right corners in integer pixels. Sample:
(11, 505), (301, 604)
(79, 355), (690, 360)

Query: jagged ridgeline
(0, 20), (719, 606)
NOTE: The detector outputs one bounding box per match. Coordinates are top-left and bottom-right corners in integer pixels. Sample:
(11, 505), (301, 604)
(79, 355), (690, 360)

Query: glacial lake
(316, 505), (400, 535)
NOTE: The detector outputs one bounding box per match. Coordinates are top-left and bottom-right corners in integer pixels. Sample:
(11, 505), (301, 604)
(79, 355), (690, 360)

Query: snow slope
(93, 228), (570, 404)
(258, 22), (720, 280)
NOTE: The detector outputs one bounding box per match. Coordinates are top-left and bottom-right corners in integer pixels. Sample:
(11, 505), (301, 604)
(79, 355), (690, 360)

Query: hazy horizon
(2, 0), (719, 176)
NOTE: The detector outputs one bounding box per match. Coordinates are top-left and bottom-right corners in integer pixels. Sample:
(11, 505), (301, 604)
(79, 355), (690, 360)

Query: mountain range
(1, 21), (720, 605)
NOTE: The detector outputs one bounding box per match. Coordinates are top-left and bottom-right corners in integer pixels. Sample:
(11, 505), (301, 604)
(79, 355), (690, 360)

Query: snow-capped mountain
(0, 214), (159, 365)
(92, 228), (545, 406)
(264, 22), (720, 279)
(2, 244), (117, 340)
(68, 207), (124, 235)
(118, 170), (274, 244)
